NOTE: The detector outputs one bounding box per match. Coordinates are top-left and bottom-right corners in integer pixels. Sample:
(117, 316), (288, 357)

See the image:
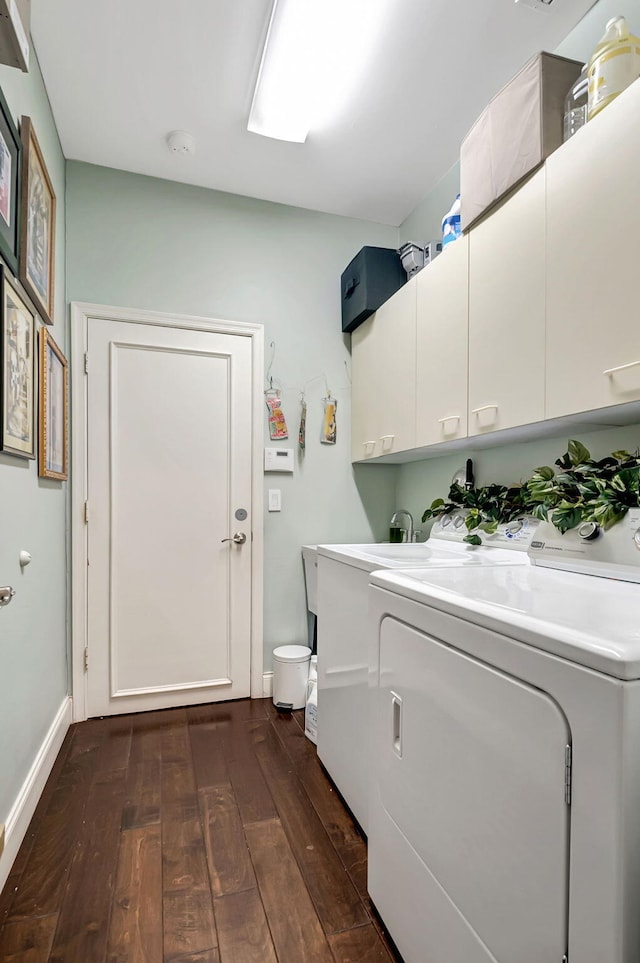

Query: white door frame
(70, 302), (264, 723)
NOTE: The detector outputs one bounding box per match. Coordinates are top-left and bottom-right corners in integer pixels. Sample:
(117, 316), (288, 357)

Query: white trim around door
(70, 302), (264, 722)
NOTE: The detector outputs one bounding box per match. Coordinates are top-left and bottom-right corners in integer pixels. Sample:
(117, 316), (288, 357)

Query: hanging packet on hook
(265, 391), (288, 439)
(321, 396), (337, 445)
(298, 396), (307, 450)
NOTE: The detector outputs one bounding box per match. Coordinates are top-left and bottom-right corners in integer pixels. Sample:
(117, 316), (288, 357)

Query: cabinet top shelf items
(350, 77), (640, 465)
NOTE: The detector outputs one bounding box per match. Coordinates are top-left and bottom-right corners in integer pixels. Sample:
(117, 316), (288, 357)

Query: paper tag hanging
(298, 399), (307, 450)
(321, 396), (337, 445)
(265, 392), (288, 439)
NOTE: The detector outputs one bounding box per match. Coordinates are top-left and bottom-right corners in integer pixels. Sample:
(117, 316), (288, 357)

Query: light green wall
(65, 162), (399, 666)
(0, 54), (67, 825)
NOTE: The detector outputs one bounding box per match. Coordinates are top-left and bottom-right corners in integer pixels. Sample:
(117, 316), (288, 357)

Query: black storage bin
(341, 246), (406, 334)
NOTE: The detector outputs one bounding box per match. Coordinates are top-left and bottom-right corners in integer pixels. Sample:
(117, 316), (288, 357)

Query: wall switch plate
(268, 489), (281, 512)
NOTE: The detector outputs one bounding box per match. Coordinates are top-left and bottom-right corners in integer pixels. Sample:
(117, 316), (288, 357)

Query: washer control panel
(431, 513), (539, 552)
(529, 509), (640, 582)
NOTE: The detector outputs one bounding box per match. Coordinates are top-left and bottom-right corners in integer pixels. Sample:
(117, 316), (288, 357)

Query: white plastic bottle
(441, 194), (461, 250)
(304, 654), (318, 744)
(588, 16), (640, 120)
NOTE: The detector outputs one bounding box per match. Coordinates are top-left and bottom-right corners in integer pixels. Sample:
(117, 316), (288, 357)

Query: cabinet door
(416, 237), (468, 447)
(546, 80), (640, 418)
(351, 315), (379, 461)
(468, 169), (546, 436)
(351, 280), (417, 461)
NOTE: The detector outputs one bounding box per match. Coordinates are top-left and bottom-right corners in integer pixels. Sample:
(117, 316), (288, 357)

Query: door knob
(221, 532), (247, 545)
(0, 586), (16, 606)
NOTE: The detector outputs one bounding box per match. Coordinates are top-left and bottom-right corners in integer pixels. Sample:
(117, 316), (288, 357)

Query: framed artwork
(0, 267), (35, 458)
(19, 116), (55, 326)
(0, 87), (21, 275)
(38, 327), (67, 479)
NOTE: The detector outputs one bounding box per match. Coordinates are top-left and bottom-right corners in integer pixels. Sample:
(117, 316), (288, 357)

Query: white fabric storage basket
(272, 644), (312, 710)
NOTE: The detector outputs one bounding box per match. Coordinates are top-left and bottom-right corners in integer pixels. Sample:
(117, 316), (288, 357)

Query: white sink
(317, 542), (462, 570)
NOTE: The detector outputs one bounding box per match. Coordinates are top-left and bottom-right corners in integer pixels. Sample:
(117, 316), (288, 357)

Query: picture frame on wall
(38, 327), (67, 480)
(1, 266), (35, 459)
(0, 87), (21, 276)
(19, 116), (55, 326)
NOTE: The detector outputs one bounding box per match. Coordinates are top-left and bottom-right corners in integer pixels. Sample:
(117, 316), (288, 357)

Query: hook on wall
(266, 340), (276, 389)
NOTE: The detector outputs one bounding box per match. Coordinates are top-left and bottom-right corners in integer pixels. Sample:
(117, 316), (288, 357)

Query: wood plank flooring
(0, 700), (402, 963)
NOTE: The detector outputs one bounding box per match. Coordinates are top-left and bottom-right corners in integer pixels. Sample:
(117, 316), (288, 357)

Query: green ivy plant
(422, 481), (534, 546)
(526, 439), (640, 533)
(421, 439), (640, 544)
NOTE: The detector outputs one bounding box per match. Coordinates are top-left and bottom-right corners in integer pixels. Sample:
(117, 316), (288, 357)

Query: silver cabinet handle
(0, 586), (15, 606)
(602, 360), (640, 376)
(221, 532), (247, 545)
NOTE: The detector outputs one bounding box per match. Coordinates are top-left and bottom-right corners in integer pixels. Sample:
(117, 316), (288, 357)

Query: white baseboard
(262, 671), (273, 698)
(0, 696), (72, 892)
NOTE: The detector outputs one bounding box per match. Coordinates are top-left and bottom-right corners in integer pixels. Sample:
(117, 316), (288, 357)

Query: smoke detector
(515, 0), (554, 10)
(166, 130), (196, 156)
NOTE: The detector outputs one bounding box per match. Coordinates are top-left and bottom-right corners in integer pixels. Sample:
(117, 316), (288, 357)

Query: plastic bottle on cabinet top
(442, 194), (461, 250)
(588, 16), (640, 120)
(563, 63), (589, 141)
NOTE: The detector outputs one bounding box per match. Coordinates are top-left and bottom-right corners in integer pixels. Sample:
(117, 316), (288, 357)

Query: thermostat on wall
(264, 447), (294, 472)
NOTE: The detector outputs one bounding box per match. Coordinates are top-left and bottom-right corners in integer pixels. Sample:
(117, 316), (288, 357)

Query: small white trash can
(272, 644), (312, 711)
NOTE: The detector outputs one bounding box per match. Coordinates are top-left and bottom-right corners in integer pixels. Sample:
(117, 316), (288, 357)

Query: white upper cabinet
(416, 237), (469, 447)
(468, 168), (546, 436)
(351, 278), (417, 461)
(351, 314), (379, 461)
(546, 80), (640, 418)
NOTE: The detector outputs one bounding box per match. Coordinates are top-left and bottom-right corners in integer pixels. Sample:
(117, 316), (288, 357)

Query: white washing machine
(316, 516), (538, 832)
(368, 510), (640, 963)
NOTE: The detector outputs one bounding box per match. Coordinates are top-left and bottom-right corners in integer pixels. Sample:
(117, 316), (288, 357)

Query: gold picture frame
(20, 116), (56, 326)
(38, 327), (67, 479)
(1, 267), (35, 458)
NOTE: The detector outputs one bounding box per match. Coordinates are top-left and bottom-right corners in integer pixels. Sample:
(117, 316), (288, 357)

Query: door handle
(391, 690), (403, 758)
(221, 532), (247, 545)
(0, 586), (15, 606)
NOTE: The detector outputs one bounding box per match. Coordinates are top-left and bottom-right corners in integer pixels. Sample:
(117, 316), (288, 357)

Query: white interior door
(86, 316), (254, 717)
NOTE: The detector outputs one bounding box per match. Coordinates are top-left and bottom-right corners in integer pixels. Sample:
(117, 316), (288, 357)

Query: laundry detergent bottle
(441, 194), (461, 250)
(588, 16), (640, 120)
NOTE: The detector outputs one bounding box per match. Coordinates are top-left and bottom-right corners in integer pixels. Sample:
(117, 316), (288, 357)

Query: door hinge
(84, 352), (89, 374)
(84, 647), (89, 671)
(84, 501), (89, 523)
(563, 954), (568, 963)
(564, 745), (572, 805)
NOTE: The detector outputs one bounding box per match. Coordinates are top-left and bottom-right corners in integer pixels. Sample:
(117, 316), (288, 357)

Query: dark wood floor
(0, 699), (401, 962)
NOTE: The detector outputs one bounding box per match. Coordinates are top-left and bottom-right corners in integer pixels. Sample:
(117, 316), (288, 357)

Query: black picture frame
(0, 264), (36, 459)
(0, 85), (20, 275)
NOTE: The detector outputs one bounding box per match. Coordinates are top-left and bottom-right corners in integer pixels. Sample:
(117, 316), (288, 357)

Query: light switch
(268, 489), (282, 512)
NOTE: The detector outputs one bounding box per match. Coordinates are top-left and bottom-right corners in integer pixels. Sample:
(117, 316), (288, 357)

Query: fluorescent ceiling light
(248, 0), (390, 144)
(248, 0), (314, 143)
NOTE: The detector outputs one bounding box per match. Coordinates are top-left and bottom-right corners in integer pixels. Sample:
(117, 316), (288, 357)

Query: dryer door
(370, 617), (570, 963)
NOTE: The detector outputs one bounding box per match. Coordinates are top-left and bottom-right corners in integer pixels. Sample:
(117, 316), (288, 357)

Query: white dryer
(368, 509), (640, 963)
(316, 516), (538, 832)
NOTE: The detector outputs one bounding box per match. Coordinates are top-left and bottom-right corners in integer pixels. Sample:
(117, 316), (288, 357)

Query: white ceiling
(32, 0), (596, 225)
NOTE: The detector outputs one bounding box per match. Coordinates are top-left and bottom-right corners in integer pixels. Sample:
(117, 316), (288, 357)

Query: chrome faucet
(390, 509), (414, 543)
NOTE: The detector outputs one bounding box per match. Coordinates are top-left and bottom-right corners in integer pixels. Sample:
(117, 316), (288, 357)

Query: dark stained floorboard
(0, 699), (401, 962)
